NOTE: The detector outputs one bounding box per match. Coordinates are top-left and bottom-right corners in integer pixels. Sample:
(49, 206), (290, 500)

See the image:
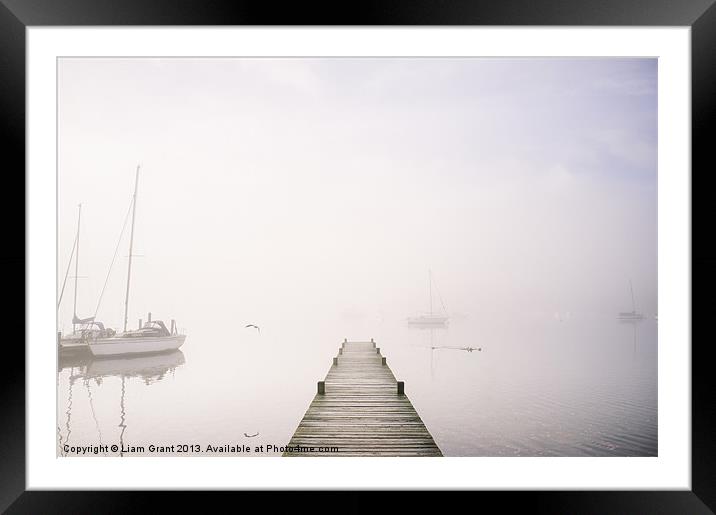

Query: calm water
(57, 315), (657, 457)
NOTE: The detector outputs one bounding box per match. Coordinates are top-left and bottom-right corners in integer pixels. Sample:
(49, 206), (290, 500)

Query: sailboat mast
(123, 166), (140, 333)
(72, 204), (81, 333)
(429, 269), (433, 316)
(629, 279), (636, 312)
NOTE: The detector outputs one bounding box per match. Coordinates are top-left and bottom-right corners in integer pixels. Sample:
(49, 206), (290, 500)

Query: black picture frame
(2, 1), (713, 512)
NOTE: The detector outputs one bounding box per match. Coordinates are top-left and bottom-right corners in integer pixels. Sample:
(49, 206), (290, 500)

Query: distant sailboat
(617, 280), (646, 321)
(407, 270), (449, 326)
(87, 166), (187, 357)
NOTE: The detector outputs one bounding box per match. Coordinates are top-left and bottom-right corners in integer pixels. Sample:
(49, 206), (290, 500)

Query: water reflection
(407, 325), (482, 380)
(59, 349), (185, 381)
(408, 326), (445, 380)
(57, 350), (186, 456)
(618, 318), (642, 356)
(395, 316), (658, 456)
(119, 376), (126, 457)
(58, 369), (74, 455)
(85, 377), (105, 455)
(56, 318), (656, 457)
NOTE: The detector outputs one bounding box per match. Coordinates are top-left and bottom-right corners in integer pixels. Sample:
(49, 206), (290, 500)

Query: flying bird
(245, 324), (260, 333)
(244, 432), (259, 438)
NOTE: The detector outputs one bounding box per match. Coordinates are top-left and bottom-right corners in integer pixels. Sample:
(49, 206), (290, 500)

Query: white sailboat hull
(617, 311), (645, 320)
(88, 335), (186, 357)
(407, 315), (449, 326)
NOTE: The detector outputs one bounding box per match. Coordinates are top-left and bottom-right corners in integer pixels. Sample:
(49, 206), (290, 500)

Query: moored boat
(617, 280), (645, 321)
(89, 318), (186, 357)
(407, 269), (450, 327)
(87, 165), (186, 357)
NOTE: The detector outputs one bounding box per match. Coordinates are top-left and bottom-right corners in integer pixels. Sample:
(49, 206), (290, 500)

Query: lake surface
(57, 315), (657, 457)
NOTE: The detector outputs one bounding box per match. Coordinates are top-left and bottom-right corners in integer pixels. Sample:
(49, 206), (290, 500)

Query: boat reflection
(57, 350), (186, 456)
(618, 319), (640, 356)
(59, 349), (186, 383)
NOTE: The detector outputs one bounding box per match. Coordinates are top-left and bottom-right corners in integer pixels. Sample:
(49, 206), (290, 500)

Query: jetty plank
(283, 341), (442, 457)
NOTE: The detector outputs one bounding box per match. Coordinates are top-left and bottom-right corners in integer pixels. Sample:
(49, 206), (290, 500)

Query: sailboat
(87, 165), (186, 357)
(407, 270), (449, 326)
(617, 280), (646, 321)
(58, 204), (112, 353)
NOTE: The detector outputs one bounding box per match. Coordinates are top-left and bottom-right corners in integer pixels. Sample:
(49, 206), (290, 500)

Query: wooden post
(397, 381), (404, 395)
(372, 339), (376, 348)
(376, 347), (380, 354)
(147, 312), (152, 322)
(344, 338), (348, 343)
(138, 318), (142, 329)
(381, 357), (386, 366)
(339, 348), (343, 355)
(333, 357), (338, 366)
(317, 381), (325, 395)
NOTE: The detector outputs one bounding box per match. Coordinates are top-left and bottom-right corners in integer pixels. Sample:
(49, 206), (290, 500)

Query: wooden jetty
(283, 340), (442, 457)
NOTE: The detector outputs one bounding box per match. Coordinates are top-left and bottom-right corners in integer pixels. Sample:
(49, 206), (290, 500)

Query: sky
(57, 57), (657, 333)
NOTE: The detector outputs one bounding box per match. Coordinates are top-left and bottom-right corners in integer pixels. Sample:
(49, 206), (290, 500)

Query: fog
(58, 57), (657, 335)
